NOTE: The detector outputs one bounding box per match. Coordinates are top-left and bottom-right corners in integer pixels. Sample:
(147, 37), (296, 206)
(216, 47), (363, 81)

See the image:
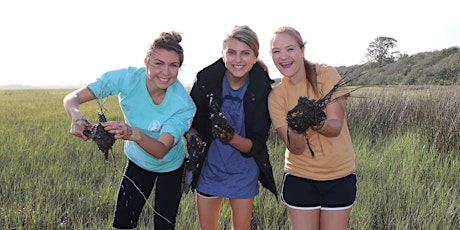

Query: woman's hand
(69, 117), (93, 141)
(102, 121), (136, 141)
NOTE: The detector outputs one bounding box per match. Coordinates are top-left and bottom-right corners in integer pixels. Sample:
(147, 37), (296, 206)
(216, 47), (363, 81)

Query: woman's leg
(287, 208), (320, 230)
(196, 192), (222, 230)
(318, 173), (357, 230)
(320, 208), (352, 230)
(112, 160), (156, 229)
(229, 197), (254, 230)
(154, 164), (184, 230)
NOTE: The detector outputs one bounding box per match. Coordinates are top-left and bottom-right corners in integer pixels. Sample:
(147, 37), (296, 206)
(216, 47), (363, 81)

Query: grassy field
(0, 86), (458, 229)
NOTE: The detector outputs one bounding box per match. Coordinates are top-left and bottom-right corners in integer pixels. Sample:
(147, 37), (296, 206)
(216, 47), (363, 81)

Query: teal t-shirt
(88, 66), (196, 172)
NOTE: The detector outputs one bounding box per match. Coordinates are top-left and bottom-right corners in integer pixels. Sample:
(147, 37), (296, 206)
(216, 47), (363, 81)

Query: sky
(0, 0), (459, 87)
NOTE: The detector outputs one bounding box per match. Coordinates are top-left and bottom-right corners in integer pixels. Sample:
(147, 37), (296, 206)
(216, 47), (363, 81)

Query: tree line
(337, 37), (460, 85)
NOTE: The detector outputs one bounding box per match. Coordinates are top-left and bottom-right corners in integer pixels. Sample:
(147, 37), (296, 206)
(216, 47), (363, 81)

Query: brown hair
(271, 26), (319, 95)
(146, 31), (184, 66)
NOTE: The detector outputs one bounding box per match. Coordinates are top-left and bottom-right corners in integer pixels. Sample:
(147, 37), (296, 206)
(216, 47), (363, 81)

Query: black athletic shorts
(196, 189), (218, 198)
(281, 172), (357, 210)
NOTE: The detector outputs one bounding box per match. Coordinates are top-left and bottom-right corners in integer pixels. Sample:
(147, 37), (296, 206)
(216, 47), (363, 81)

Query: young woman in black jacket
(186, 25), (277, 230)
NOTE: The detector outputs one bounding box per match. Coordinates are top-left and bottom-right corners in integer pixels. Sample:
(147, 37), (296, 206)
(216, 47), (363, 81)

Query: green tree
(365, 36), (401, 65)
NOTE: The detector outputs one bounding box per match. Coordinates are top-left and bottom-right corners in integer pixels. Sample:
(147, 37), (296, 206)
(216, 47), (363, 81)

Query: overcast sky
(1, 0), (459, 87)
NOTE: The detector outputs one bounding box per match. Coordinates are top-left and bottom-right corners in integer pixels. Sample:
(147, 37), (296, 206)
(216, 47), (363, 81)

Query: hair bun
(159, 31), (182, 43)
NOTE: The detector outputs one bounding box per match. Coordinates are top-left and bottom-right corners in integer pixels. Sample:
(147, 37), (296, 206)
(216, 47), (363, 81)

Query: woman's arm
(314, 97), (347, 137)
(63, 86), (96, 140)
(228, 134), (253, 153)
(102, 121), (175, 159)
(275, 126), (306, 155)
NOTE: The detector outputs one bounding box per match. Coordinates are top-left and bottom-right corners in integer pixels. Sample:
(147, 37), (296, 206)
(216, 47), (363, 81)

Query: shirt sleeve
(317, 65), (349, 99)
(268, 87), (288, 130)
(87, 67), (138, 98)
(160, 82), (197, 145)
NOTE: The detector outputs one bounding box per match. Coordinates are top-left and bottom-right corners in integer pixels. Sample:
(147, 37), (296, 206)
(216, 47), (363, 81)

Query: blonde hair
(271, 26), (319, 95)
(223, 25), (268, 72)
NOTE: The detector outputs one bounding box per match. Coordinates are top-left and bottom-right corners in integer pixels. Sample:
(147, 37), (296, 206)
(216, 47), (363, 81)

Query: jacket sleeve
(189, 79), (208, 134)
(242, 71), (273, 158)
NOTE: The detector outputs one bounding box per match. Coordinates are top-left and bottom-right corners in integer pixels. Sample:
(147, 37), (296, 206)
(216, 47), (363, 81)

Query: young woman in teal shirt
(64, 31), (196, 230)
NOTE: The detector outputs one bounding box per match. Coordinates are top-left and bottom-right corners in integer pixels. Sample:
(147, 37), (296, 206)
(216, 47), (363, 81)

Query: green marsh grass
(0, 86), (458, 229)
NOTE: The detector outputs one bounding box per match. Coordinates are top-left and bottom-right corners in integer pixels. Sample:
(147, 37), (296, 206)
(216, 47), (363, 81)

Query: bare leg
(287, 207), (320, 230)
(319, 208), (352, 230)
(196, 194), (222, 230)
(229, 197), (254, 230)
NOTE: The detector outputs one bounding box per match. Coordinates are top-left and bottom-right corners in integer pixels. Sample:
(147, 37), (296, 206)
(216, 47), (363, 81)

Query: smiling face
(222, 38), (257, 80)
(144, 48), (180, 90)
(271, 32), (305, 82)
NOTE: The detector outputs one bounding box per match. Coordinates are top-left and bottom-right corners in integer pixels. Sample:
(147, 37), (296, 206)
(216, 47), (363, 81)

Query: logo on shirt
(148, 120), (161, 132)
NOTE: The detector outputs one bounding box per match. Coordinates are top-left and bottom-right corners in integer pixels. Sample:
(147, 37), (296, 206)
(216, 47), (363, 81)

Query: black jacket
(189, 58), (277, 198)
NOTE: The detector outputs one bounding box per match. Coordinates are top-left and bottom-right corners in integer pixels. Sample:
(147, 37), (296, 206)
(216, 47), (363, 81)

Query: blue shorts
(281, 173), (357, 210)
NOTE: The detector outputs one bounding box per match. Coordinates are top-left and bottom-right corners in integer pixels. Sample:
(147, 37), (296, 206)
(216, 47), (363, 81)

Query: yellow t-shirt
(268, 63), (355, 181)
